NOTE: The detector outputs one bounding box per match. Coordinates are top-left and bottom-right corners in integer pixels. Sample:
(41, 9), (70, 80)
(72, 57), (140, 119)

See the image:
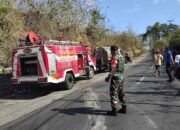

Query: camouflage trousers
(110, 77), (126, 111)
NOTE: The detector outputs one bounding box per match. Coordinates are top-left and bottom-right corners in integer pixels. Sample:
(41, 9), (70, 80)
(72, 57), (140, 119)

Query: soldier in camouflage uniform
(105, 45), (127, 116)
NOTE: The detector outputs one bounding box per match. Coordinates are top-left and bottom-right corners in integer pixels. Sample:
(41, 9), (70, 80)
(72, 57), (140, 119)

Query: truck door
(77, 53), (85, 70)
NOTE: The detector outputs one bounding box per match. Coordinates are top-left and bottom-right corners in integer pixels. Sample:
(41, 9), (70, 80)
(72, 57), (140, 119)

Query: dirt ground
(0, 74), (68, 105)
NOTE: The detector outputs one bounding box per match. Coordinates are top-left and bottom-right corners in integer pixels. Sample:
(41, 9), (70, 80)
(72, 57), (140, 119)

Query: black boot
(118, 106), (127, 113)
(107, 110), (117, 116)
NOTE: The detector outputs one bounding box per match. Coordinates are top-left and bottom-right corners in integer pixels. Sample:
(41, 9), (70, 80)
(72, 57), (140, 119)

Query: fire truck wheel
(64, 73), (74, 90)
(87, 67), (94, 79)
(102, 65), (108, 71)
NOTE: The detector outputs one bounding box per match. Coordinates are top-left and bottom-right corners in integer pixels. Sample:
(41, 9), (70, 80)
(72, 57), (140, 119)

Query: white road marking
(136, 65), (154, 85)
(84, 88), (107, 130)
(130, 104), (158, 129)
(102, 92), (158, 129)
(133, 65), (158, 128)
(151, 65), (154, 69)
(136, 76), (145, 85)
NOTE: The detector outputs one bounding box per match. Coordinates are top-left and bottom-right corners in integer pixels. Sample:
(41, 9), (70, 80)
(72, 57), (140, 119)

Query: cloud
(126, 0), (142, 14)
(153, 0), (167, 5)
(163, 0), (167, 3)
(153, 0), (160, 5)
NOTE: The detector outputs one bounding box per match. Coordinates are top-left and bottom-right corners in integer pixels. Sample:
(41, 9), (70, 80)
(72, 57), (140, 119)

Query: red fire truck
(11, 32), (96, 89)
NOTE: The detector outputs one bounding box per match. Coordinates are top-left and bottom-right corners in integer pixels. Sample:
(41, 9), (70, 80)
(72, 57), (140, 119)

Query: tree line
(0, 0), (143, 67)
(142, 22), (180, 50)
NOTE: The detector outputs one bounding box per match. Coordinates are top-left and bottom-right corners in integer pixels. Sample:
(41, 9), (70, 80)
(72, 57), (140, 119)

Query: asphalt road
(1, 56), (180, 130)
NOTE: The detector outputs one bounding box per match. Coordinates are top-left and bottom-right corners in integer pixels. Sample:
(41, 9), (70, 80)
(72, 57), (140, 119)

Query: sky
(95, 0), (180, 34)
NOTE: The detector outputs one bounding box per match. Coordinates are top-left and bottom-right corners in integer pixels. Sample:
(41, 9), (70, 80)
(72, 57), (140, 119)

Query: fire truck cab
(11, 32), (96, 90)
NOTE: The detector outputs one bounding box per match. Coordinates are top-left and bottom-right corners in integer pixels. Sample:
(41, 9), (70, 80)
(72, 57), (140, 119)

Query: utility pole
(167, 19), (174, 24)
(167, 20), (174, 32)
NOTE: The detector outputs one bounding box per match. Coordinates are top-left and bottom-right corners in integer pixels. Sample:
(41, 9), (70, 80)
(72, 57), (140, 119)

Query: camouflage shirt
(109, 54), (124, 81)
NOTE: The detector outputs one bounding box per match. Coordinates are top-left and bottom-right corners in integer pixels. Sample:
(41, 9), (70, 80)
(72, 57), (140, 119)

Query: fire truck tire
(98, 67), (102, 71)
(12, 84), (22, 87)
(63, 73), (74, 90)
(102, 65), (108, 71)
(87, 67), (94, 79)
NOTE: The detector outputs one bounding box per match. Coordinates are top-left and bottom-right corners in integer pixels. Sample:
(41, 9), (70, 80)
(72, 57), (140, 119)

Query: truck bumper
(11, 76), (48, 84)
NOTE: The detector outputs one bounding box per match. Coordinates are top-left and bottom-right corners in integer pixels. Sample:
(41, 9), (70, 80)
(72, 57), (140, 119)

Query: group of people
(153, 47), (180, 82)
(105, 45), (180, 116)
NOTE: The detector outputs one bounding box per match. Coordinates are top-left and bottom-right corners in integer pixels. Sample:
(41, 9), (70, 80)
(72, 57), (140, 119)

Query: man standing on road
(165, 47), (174, 82)
(105, 45), (127, 116)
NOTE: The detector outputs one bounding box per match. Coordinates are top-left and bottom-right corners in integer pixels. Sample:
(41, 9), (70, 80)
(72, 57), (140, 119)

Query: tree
(169, 29), (180, 48)
(143, 22), (179, 49)
(0, 0), (144, 66)
(154, 40), (168, 49)
(85, 8), (107, 46)
(0, 1), (24, 66)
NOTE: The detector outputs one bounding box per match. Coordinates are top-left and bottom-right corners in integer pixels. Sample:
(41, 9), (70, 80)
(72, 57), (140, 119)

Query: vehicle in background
(95, 46), (123, 72)
(124, 51), (132, 64)
(95, 47), (110, 71)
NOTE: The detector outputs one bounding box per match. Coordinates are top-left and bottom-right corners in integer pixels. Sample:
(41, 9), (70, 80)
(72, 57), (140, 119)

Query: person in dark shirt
(164, 47), (174, 82)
